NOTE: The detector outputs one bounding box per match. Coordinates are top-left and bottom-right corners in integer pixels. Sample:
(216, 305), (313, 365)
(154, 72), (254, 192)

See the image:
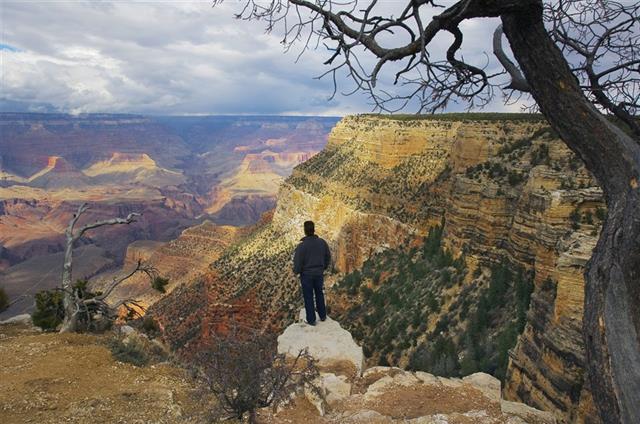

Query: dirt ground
(0, 324), (216, 424)
(0, 323), (547, 424)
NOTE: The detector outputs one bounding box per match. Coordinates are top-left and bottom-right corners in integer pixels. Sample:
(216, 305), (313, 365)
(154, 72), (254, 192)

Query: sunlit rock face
(150, 114), (603, 423)
(278, 308), (366, 375)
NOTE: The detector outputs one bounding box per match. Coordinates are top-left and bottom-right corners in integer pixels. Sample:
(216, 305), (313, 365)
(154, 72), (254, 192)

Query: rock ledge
(277, 309), (365, 376)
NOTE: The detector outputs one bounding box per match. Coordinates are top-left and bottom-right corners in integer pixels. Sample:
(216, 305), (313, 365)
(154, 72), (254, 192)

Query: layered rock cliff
(150, 114), (603, 423)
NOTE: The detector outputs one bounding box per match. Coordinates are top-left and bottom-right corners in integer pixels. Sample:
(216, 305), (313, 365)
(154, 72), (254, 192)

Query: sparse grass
(107, 333), (168, 367)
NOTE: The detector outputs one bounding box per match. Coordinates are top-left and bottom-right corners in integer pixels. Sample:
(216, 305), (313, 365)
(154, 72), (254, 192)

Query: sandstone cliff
(150, 114), (603, 423)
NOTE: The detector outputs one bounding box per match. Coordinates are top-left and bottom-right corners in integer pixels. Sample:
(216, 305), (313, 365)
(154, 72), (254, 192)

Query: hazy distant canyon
(0, 113), (338, 318)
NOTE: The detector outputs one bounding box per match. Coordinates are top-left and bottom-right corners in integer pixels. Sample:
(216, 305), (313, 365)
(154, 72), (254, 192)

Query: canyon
(0, 113), (337, 319)
(1, 112), (605, 422)
(146, 114), (602, 423)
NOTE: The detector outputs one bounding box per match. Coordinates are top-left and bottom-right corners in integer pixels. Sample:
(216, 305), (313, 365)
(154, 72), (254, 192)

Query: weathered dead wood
(59, 203), (140, 333)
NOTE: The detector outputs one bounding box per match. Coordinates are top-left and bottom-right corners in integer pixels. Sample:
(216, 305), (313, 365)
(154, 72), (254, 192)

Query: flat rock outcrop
(277, 309), (365, 376)
(269, 315), (556, 423)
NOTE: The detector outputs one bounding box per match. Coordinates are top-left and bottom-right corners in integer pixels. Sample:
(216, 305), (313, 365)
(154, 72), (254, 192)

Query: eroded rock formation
(151, 114), (603, 422)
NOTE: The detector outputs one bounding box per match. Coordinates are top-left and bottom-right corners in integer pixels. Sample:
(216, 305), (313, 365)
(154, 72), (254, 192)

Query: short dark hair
(304, 220), (315, 236)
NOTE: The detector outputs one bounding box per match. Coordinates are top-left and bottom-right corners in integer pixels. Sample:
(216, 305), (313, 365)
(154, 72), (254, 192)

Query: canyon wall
(151, 114), (603, 422)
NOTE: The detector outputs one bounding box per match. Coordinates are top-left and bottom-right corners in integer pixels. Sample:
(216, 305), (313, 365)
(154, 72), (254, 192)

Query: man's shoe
(306, 320), (316, 326)
(320, 317), (327, 322)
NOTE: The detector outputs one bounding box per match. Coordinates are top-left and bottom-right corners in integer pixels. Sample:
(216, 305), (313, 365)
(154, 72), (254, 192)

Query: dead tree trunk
(59, 203), (140, 333)
(502, 6), (640, 423)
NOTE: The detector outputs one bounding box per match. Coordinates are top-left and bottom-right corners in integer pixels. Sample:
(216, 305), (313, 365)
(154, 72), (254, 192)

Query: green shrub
(583, 210), (594, 225)
(531, 144), (550, 166)
(31, 289), (65, 331)
(151, 276), (169, 293)
(108, 334), (167, 367)
(141, 316), (161, 337)
(0, 287), (9, 312)
(507, 171), (525, 186)
(31, 279), (105, 331)
(569, 208), (581, 230)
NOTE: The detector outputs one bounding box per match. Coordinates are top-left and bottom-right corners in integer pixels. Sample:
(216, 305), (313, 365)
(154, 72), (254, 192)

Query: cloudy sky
(1, 1), (522, 116)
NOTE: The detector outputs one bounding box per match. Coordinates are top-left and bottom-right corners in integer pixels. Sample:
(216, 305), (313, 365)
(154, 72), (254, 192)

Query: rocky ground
(1, 312), (556, 424)
(0, 318), (216, 424)
(263, 310), (557, 424)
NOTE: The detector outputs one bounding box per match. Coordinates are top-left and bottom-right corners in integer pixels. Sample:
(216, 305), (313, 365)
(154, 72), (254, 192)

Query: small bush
(141, 316), (161, 337)
(31, 289), (65, 331)
(569, 208), (581, 230)
(151, 276), (169, 293)
(192, 327), (318, 423)
(531, 144), (550, 166)
(583, 210), (594, 225)
(0, 287), (9, 312)
(108, 333), (167, 367)
(108, 336), (150, 366)
(507, 171), (525, 186)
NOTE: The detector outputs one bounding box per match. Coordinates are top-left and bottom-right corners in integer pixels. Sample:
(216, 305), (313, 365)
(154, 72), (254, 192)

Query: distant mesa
(27, 156), (89, 189)
(265, 138), (286, 147)
(83, 152), (167, 176)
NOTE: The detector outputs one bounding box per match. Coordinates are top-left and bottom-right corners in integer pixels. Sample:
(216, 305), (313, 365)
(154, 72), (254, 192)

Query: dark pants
(300, 273), (327, 324)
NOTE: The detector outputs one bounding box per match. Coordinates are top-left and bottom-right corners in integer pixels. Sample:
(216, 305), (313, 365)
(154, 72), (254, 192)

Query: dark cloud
(1, 1), (524, 115)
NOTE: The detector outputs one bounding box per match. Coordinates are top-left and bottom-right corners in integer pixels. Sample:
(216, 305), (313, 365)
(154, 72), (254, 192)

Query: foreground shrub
(140, 315), (161, 338)
(191, 326), (319, 423)
(108, 332), (168, 367)
(31, 289), (65, 331)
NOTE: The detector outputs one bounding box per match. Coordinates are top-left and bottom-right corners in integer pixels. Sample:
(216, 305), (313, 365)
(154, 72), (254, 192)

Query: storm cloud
(1, 1), (524, 115)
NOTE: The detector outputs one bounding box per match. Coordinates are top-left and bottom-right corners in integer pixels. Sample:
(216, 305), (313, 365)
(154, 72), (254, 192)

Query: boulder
(119, 325), (135, 335)
(364, 370), (420, 401)
(437, 376), (464, 388)
(0, 314), (33, 326)
(462, 372), (501, 402)
(501, 399), (557, 423)
(414, 371), (440, 385)
(342, 409), (391, 423)
(319, 372), (351, 405)
(277, 308), (365, 375)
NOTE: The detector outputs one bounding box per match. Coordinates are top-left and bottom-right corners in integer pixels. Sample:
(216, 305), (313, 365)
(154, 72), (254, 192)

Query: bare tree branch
(59, 203), (143, 333)
(493, 24), (530, 92)
(547, 0), (640, 137)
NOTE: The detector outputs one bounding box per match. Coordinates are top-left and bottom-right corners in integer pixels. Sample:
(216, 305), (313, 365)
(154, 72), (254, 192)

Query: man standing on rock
(293, 220), (331, 326)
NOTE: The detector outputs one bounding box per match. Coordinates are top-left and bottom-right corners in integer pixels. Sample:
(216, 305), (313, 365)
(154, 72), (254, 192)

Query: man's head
(304, 220), (315, 237)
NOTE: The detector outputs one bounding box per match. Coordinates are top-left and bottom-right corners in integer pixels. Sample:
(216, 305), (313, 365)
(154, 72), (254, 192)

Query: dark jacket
(293, 235), (331, 276)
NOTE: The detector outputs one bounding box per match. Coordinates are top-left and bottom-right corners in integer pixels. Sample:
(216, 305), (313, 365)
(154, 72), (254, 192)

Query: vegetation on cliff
(332, 224), (533, 382)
